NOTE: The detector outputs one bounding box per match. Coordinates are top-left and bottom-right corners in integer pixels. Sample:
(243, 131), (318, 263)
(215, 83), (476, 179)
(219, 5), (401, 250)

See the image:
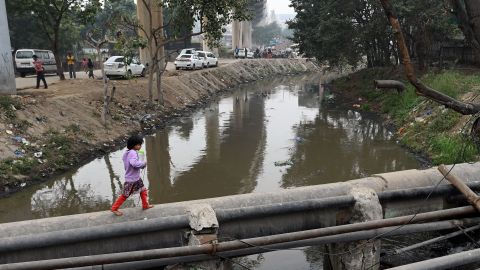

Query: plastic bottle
(138, 150), (146, 161)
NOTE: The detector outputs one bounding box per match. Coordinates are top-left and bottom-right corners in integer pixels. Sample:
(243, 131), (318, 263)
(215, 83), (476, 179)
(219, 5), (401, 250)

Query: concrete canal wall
(1, 162), (479, 268)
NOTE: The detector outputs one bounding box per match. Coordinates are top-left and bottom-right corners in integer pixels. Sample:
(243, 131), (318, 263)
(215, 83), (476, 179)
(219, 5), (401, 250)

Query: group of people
(32, 52), (96, 89)
(67, 53), (96, 79)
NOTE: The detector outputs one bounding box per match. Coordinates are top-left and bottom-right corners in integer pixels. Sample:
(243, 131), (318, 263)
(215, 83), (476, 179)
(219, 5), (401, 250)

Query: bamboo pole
(438, 164), (480, 212)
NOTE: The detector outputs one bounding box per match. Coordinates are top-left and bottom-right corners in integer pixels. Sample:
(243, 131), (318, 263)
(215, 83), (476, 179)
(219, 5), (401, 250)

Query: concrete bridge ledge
(373, 162), (479, 191)
(1, 163), (480, 238)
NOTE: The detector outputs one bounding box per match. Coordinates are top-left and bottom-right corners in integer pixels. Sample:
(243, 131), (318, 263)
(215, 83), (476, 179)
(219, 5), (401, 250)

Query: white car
(15, 49), (57, 77)
(179, 48), (197, 55)
(196, 51), (218, 68)
(174, 54), (204, 70)
(234, 48), (254, 59)
(103, 56), (145, 78)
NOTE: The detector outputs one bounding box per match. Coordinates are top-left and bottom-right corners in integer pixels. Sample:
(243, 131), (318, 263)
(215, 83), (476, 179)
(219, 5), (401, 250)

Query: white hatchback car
(196, 51), (218, 68)
(104, 56), (145, 78)
(174, 54), (204, 70)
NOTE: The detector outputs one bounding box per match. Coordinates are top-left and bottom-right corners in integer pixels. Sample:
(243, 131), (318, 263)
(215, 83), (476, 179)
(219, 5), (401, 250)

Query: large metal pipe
(2, 182), (480, 254)
(67, 218), (480, 270)
(0, 215), (190, 253)
(377, 181), (480, 202)
(216, 195), (355, 222)
(1, 205), (477, 270)
(389, 246), (480, 270)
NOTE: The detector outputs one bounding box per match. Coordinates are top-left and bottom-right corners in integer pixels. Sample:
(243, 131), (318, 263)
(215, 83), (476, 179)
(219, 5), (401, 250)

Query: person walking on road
(111, 135), (154, 216)
(32, 55), (48, 89)
(87, 58), (95, 79)
(81, 58), (88, 74)
(66, 52), (76, 79)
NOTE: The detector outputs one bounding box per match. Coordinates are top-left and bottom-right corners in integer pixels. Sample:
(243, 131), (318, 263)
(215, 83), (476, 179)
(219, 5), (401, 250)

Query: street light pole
(0, 0), (16, 95)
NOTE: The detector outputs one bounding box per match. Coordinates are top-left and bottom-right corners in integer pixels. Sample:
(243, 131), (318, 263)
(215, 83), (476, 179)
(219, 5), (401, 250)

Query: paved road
(15, 59), (239, 90)
(15, 70), (104, 90)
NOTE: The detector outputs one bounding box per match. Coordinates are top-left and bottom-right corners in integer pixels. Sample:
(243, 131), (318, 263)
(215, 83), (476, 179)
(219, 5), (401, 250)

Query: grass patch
(381, 86), (421, 125)
(430, 134), (478, 164)
(0, 96), (21, 119)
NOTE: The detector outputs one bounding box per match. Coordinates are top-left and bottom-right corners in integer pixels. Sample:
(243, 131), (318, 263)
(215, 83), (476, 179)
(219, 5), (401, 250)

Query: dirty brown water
(0, 74), (421, 269)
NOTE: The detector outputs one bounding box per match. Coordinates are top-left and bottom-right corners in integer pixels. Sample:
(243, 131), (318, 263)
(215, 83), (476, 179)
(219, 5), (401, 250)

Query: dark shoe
(35, 87), (39, 89)
(44, 86), (48, 89)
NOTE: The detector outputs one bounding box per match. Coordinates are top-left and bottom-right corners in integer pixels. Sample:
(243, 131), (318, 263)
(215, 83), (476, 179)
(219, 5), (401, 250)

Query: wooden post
(438, 164), (480, 212)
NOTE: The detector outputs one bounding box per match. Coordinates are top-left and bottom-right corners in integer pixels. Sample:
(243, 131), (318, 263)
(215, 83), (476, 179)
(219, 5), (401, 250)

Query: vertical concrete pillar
(232, 20), (242, 49)
(136, 0), (149, 65)
(0, 0), (16, 95)
(242, 21), (252, 49)
(136, 0), (164, 67)
(167, 204), (229, 270)
(328, 187), (382, 270)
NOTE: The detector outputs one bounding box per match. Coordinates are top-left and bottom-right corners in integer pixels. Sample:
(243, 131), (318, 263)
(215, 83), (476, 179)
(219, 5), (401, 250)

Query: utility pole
(0, 0), (16, 95)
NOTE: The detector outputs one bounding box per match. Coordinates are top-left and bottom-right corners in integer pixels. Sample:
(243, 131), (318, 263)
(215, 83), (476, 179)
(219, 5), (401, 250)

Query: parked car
(174, 54), (204, 70)
(234, 48), (254, 59)
(103, 56), (145, 78)
(179, 48), (197, 56)
(196, 51), (218, 68)
(15, 49), (57, 77)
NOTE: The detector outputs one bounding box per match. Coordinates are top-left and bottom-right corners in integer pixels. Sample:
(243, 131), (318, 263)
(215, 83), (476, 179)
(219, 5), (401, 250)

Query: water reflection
(0, 74), (420, 269)
(0, 74), (419, 220)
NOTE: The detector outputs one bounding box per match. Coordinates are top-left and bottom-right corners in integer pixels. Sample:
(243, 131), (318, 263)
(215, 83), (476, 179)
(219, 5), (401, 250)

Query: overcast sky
(267, 0), (294, 14)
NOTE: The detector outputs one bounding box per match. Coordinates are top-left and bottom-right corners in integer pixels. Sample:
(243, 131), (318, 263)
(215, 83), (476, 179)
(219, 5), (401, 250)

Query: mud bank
(0, 59), (319, 196)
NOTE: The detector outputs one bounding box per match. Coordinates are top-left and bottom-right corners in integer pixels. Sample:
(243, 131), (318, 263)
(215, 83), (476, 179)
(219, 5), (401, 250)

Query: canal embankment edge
(0, 59), (320, 197)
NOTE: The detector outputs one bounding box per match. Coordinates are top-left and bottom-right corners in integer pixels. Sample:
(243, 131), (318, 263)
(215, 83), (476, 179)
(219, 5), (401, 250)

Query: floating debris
(274, 160), (293, 167)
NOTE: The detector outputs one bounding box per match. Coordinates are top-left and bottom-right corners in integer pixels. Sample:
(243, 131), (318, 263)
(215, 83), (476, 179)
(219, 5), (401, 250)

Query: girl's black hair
(127, 135), (144, 149)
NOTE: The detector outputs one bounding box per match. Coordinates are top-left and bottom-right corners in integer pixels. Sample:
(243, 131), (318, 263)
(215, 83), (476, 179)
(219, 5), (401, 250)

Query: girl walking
(111, 135), (154, 216)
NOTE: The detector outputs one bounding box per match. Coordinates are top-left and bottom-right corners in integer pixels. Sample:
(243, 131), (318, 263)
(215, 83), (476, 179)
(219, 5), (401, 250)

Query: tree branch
(379, 0), (480, 115)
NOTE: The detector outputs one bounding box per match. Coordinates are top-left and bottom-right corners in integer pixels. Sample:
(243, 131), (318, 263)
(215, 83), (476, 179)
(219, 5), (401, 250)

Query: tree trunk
(466, 0), (480, 64)
(53, 30), (65, 80)
(156, 68), (163, 104)
(147, 63), (154, 102)
(452, 0), (480, 65)
(101, 56), (109, 127)
(156, 5), (165, 105)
